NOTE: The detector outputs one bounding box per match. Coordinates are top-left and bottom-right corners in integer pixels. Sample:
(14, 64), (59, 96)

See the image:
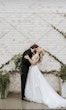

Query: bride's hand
(24, 55), (29, 59)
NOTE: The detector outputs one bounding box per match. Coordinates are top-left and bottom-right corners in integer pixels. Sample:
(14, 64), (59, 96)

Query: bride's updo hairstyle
(36, 47), (44, 63)
(30, 44), (39, 53)
(30, 44), (39, 49)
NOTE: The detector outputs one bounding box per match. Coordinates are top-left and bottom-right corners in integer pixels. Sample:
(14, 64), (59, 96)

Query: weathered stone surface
(9, 73), (21, 93)
(0, 0), (66, 95)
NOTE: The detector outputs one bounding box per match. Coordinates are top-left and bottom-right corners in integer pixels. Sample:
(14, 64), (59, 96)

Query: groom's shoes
(22, 97), (30, 102)
(22, 97), (27, 101)
(22, 95), (25, 100)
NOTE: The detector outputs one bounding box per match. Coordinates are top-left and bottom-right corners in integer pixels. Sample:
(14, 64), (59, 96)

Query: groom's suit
(21, 48), (33, 99)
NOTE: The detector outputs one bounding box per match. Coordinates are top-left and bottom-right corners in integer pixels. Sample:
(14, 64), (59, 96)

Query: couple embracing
(21, 44), (66, 109)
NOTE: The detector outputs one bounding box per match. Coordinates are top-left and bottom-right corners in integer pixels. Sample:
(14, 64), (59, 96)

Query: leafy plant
(0, 72), (10, 99)
(60, 66), (66, 82)
(14, 54), (22, 70)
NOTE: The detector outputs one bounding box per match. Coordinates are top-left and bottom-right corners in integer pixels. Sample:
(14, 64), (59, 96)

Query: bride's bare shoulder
(34, 53), (39, 57)
(32, 53), (39, 60)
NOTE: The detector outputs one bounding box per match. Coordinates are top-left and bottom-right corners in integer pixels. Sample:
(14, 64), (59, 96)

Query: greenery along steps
(0, 52), (66, 82)
(14, 54), (66, 82)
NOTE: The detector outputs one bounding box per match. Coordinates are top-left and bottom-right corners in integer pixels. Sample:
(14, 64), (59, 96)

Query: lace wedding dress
(25, 53), (66, 108)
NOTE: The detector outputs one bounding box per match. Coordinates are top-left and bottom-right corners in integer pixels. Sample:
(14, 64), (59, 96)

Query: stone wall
(0, 0), (66, 97)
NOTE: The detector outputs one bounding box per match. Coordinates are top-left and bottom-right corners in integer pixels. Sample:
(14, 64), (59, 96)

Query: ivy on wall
(14, 53), (66, 81)
(50, 24), (66, 82)
(0, 51), (66, 82)
(59, 66), (66, 82)
(13, 54), (22, 70)
(51, 24), (66, 39)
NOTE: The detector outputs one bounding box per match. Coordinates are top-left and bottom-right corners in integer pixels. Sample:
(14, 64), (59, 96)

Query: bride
(24, 47), (66, 109)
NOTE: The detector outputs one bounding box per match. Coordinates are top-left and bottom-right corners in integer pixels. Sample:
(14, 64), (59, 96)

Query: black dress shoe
(22, 97), (24, 100)
(22, 97), (27, 101)
(22, 98), (24, 100)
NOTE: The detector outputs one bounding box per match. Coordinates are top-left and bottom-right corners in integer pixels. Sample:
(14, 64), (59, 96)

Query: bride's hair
(30, 44), (39, 49)
(38, 51), (44, 63)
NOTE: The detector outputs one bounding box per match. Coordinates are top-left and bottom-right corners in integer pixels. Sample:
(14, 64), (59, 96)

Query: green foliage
(51, 24), (66, 39)
(60, 66), (66, 82)
(14, 54), (22, 70)
(0, 72), (10, 98)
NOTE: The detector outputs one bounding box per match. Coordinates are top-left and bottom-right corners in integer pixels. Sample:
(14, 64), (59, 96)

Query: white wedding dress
(25, 53), (66, 108)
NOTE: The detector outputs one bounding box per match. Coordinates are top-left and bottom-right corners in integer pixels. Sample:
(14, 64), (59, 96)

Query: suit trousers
(21, 72), (28, 99)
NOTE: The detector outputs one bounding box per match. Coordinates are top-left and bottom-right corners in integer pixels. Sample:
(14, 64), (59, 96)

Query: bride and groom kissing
(21, 44), (66, 109)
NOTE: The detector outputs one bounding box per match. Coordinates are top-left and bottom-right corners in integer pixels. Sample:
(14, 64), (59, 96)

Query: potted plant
(0, 72), (10, 99)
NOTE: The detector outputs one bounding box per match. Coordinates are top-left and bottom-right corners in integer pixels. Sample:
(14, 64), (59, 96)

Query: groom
(21, 44), (39, 100)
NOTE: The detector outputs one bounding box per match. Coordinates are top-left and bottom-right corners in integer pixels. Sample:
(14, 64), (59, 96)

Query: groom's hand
(24, 55), (29, 60)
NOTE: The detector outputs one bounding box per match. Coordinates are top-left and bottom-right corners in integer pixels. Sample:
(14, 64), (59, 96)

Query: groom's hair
(30, 44), (39, 49)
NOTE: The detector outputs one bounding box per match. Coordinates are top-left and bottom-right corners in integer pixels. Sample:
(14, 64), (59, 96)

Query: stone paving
(0, 93), (66, 109)
(0, 93), (49, 109)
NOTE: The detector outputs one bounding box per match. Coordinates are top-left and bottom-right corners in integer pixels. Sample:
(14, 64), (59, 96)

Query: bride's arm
(24, 54), (39, 65)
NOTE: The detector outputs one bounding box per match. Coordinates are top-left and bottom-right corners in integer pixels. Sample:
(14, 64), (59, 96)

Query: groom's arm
(24, 55), (39, 65)
(26, 58), (38, 65)
(22, 49), (32, 65)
